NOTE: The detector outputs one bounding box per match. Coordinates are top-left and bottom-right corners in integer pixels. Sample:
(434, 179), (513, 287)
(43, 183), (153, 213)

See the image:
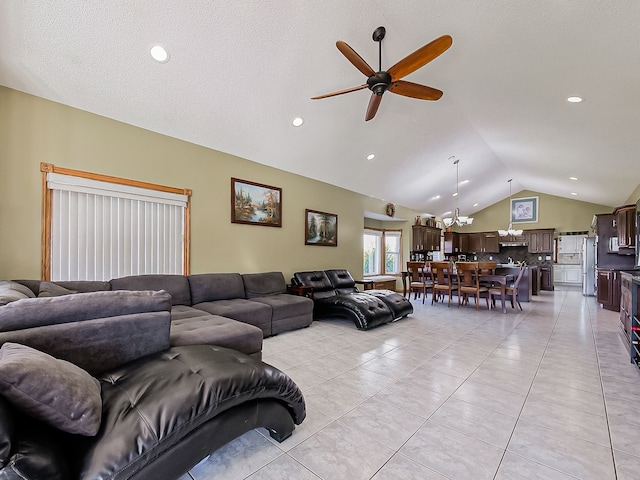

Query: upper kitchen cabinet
(412, 225), (441, 252)
(614, 205), (636, 248)
(468, 232), (500, 253)
(557, 234), (586, 254)
(526, 229), (554, 253)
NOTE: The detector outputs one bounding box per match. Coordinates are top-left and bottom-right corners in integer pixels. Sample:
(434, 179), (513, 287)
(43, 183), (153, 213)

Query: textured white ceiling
(2, 1), (639, 216)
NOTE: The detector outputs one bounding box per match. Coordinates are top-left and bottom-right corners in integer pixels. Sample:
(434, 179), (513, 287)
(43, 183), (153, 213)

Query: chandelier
(498, 179), (523, 236)
(443, 157), (473, 227)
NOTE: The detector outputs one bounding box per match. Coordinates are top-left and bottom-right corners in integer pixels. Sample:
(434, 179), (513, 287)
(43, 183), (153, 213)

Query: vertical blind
(47, 172), (188, 281)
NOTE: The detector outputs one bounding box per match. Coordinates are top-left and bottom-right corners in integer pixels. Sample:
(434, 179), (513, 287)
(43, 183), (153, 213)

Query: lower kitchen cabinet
(597, 269), (621, 312)
(540, 266), (553, 291)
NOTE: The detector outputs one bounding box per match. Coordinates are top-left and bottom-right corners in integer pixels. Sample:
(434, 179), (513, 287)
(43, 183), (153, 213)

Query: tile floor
(181, 286), (640, 480)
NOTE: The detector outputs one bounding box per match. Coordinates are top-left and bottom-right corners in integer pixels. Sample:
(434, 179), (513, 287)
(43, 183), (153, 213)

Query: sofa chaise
(292, 269), (413, 330)
(0, 285), (306, 480)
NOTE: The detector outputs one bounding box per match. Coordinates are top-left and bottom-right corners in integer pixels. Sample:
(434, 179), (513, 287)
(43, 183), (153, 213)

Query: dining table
(402, 270), (515, 314)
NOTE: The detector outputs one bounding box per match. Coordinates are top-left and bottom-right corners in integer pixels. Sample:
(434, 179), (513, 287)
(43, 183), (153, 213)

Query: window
(363, 228), (402, 276)
(41, 163), (191, 281)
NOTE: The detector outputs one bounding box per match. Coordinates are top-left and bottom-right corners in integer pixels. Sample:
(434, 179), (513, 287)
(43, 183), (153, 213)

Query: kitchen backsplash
(452, 246), (554, 266)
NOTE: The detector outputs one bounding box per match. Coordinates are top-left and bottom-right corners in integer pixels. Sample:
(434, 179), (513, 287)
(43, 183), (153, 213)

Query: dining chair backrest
(512, 266), (526, 290)
(477, 261), (497, 275)
(456, 262), (480, 288)
(430, 261), (453, 285)
(407, 261), (425, 282)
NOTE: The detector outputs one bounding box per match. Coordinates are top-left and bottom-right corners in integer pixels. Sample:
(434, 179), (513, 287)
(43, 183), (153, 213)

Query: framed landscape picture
(511, 196), (539, 223)
(305, 209), (338, 246)
(231, 178), (282, 227)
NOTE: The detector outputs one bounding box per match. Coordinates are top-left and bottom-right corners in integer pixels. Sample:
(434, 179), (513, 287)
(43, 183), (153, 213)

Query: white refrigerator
(582, 237), (596, 296)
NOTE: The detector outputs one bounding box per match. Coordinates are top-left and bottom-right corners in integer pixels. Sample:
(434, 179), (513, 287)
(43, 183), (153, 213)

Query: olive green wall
(0, 87), (422, 281)
(454, 190), (612, 234)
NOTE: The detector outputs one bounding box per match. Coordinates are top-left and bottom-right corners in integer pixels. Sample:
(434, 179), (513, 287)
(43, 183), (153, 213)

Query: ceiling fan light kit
(498, 179), (524, 237)
(443, 157), (473, 228)
(311, 26), (452, 121)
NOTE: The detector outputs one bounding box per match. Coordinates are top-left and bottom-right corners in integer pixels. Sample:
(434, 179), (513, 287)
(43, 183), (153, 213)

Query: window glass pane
(385, 232), (401, 274)
(363, 232), (381, 275)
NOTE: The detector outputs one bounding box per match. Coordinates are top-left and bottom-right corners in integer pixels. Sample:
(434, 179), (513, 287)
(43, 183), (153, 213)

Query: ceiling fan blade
(311, 84), (367, 100)
(387, 35), (453, 81)
(336, 40), (376, 77)
(389, 80), (443, 100)
(365, 93), (383, 121)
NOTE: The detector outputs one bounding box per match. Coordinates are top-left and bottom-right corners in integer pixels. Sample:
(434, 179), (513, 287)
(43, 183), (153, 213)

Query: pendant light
(498, 179), (523, 236)
(443, 157), (473, 228)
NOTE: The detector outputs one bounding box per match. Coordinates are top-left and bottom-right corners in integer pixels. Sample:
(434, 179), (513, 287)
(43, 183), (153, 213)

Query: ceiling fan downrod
(369, 26), (389, 96)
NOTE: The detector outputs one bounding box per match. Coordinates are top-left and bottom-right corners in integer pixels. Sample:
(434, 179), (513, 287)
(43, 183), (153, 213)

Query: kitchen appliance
(582, 237), (596, 296)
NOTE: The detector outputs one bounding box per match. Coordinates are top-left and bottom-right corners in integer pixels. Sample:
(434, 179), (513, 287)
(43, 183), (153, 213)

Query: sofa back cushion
(188, 273), (245, 304)
(325, 269), (358, 294)
(0, 281), (36, 306)
(110, 275), (191, 306)
(11, 280), (111, 297)
(0, 290), (172, 374)
(292, 271), (336, 300)
(242, 272), (286, 298)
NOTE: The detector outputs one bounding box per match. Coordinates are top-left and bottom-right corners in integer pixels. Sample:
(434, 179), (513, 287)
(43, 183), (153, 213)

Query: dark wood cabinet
(614, 205), (636, 248)
(527, 229), (554, 253)
(620, 272), (633, 336)
(597, 269), (621, 312)
(412, 225), (441, 252)
(443, 231), (461, 254)
(468, 232), (499, 253)
(540, 266), (553, 291)
(531, 266), (541, 295)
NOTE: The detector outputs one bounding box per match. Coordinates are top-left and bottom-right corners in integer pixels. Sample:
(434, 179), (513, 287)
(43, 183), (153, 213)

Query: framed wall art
(305, 209), (338, 246)
(511, 196), (539, 223)
(231, 178), (282, 227)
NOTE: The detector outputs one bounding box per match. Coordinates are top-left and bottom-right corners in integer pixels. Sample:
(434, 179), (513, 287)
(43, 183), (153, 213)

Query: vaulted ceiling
(2, 1), (638, 217)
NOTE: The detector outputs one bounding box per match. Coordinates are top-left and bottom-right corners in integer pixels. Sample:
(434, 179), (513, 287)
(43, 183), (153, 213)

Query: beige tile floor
(181, 286), (640, 480)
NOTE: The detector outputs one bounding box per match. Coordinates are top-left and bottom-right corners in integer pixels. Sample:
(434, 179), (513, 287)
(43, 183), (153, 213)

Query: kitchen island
(495, 265), (535, 302)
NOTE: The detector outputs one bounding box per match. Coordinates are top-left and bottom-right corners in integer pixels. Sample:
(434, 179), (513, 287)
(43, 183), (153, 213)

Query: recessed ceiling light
(292, 117), (304, 127)
(567, 96), (583, 103)
(150, 45), (169, 63)
(571, 192), (578, 196)
(431, 195), (440, 200)
(442, 211), (452, 216)
(366, 154), (375, 160)
(569, 176), (578, 180)
(452, 192), (458, 197)
(459, 179), (469, 185)
(473, 203), (479, 207)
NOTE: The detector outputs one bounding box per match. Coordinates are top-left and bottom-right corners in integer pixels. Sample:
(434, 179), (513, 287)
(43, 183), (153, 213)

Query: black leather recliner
(292, 270), (412, 330)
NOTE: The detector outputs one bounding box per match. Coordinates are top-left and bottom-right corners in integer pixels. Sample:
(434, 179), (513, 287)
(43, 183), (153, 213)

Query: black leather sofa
(292, 269), (413, 330)
(0, 288), (306, 480)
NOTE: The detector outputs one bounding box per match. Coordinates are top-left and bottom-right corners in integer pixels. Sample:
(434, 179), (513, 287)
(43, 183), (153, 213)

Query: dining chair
(430, 261), (457, 307)
(455, 262), (490, 310)
(407, 261), (432, 302)
(489, 265), (525, 310)
(477, 260), (497, 289)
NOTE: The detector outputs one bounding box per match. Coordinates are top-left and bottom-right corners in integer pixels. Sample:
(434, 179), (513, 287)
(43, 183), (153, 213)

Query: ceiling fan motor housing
(367, 71), (391, 95)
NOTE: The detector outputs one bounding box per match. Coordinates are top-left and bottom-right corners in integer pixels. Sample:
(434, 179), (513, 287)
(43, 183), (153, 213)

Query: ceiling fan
(312, 26), (452, 121)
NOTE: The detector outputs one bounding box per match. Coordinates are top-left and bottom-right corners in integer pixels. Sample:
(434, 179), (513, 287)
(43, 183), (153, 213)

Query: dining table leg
(499, 279), (507, 314)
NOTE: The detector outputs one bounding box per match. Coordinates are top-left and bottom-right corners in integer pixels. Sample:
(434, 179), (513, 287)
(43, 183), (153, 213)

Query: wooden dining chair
(489, 266), (525, 310)
(477, 260), (497, 288)
(430, 261), (457, 307)
(455, 262), (490, 310)
(407, 261), (432, 302)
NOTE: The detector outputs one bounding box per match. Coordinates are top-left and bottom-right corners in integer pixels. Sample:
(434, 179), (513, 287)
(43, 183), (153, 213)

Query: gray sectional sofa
(7, 271), (314, 358)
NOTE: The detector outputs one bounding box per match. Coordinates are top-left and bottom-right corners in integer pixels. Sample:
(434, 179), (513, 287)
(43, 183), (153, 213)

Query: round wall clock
(385, 203), (395, 217)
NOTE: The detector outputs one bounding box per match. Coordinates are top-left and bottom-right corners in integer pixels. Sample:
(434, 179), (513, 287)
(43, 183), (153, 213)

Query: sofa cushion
(0, 290), (171, 332)
(188, 273), (246, 304)
(248, 294), (312, 321)
(170, 310), (263, 356)
(110, 274), (191, 306)
(0, 290), (172, 374)
(0, 343), (102, 436)
(193, 299), (272, 336)
(0, 281), (35, 306)
(242, 272), (287, 298)
(37, 281), (78, 297)
(325, 269), (359, 294)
